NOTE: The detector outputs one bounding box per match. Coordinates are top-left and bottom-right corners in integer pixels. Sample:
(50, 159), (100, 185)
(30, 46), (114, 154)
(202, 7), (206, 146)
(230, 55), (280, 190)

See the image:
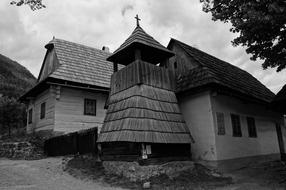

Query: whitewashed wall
(54, 86), (108, 133)
(210, 94), (284, 160)
(180, 91), (217, 161)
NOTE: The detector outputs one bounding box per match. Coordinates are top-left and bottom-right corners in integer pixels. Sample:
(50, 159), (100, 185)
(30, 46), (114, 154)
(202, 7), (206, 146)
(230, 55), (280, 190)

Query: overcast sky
(0, 0), (285, 93)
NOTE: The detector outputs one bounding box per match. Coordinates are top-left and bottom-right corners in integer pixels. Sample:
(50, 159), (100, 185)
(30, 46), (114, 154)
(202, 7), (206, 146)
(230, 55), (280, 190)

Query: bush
(0, 96), (26, 137)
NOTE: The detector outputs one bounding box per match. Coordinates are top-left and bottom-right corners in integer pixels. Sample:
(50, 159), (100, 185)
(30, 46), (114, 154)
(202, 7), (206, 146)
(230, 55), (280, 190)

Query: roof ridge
(49, 38), (112, 55)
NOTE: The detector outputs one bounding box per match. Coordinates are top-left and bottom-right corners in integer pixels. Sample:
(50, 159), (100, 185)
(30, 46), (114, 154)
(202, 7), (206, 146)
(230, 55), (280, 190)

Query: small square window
(247, 117), (257, 138)
(28, 109), (33, 124)
(216, 112), (225, 135)
(40, 102), (46, 119)
(84, 99), (96, 116)
(231, 114), (242, 137)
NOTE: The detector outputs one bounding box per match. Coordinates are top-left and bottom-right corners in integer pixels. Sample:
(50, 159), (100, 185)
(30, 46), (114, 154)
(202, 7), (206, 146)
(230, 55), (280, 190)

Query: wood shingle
(170, 39), (275, 103)
(48, 38), (114, 88)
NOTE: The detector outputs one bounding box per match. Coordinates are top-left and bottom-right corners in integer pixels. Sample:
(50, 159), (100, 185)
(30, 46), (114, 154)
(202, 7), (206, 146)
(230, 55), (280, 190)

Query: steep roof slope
(47, 38), (114, 88)
(107, 26), (174, 64)
(170, 39), (274, 103)
(110, 26), (172, 56)
(0, 54), (36, 98)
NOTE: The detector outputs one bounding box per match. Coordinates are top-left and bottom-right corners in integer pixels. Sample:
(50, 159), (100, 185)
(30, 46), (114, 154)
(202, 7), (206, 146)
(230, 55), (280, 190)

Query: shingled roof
(107, 26), (174, 64)
(170, 39), (275, 103)
(47, 38), (114, 88)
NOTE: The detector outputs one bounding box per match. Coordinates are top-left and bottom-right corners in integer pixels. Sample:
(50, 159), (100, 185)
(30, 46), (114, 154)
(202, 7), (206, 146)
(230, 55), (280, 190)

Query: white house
(167, 39), (285, 165)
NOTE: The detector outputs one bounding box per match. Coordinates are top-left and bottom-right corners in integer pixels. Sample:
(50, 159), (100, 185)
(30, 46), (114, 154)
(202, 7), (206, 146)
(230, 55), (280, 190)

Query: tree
(10, 0), (45, 11)
(200, 0), (286, 71)
(0, 97), (26, 137)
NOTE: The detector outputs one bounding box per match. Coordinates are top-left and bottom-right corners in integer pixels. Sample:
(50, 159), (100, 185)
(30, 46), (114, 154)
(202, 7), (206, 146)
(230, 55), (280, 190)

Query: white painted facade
(180, 91), (285, 161)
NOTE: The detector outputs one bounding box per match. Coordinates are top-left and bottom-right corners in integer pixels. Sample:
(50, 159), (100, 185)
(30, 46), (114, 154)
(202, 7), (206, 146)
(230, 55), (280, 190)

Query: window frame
(231, 114), (242, 137)
(216, 112), (225, 135)
(84, 99), (97, 116)
(247, 117), (257, 138)
(28, 108), (33, 124)
(40, 102), (46, 119)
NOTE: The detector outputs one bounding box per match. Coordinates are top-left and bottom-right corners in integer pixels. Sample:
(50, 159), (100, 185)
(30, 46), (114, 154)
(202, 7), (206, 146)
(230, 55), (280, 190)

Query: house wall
(210, 93), (284, 161)
(54, 86), (107, 133)
(26, 88), (56, 133)
(180, 91), (217, 161)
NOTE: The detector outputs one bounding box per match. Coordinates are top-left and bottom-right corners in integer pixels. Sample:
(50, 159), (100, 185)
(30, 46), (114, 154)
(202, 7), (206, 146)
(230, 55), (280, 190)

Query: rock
(143, 182), (151, 189)
(0, 141), (44, 160)
(103, 161), (194, 182)
(129, 166), (136, 172)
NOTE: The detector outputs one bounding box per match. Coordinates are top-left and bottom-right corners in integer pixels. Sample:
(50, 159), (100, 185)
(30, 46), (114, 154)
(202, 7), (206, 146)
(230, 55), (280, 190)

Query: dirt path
(0, 157), (125, 190)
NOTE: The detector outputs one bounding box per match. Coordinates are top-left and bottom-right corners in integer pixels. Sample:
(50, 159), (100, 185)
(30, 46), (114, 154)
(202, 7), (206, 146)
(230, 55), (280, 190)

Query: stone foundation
(103, 161), (194, 182)
(0, 141), (43, 160)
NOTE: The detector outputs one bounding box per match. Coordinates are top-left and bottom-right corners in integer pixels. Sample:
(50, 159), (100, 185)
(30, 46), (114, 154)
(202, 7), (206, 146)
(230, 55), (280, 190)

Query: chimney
(102, 46), (110, 53)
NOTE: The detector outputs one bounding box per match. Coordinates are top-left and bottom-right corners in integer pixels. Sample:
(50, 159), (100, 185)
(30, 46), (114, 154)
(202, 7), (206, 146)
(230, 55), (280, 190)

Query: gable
(168, 41), (200, 78)
(38, 48), (59, 82)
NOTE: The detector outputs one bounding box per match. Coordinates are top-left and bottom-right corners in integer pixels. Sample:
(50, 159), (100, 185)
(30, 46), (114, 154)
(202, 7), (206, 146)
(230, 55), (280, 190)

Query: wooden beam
(46, 82), (110, 92)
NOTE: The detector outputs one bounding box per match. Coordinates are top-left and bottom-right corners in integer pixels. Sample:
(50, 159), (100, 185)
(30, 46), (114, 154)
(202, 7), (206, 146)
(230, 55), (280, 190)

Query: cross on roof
(135, 14), (141, 27)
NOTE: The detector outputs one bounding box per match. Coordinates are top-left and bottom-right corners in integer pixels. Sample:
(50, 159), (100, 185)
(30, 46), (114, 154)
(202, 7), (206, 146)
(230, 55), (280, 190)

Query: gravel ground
(0, 157), (125, 190)
(1, 157), (286, 190)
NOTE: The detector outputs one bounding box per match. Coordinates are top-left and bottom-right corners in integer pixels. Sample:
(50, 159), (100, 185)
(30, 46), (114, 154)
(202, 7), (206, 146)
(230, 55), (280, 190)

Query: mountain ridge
(0, 53), (36, 98)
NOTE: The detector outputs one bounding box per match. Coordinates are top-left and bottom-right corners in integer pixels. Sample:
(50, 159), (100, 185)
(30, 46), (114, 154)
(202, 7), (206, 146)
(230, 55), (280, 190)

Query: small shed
(97, 19), (193, 163)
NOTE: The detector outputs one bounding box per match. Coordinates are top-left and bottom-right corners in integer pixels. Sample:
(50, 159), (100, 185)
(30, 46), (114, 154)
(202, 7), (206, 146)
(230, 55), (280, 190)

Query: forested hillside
(0, 54), (36, 98)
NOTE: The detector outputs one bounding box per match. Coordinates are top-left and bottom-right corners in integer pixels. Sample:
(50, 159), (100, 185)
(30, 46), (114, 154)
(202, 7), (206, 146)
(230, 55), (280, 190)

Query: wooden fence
(44, 127), (98, 156)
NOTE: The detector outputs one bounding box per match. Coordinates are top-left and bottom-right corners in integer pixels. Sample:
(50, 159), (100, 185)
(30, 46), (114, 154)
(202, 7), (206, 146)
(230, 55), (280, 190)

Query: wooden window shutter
(231, 114), (242, 137)
(84, 99), (96, 116)
(40, 102), (46, 119)
(216, 112), (225, 135)
(28, 109), (33, 124)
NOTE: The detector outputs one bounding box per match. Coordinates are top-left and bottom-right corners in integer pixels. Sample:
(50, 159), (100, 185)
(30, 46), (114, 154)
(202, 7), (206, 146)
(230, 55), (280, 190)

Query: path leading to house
(0, 157), (125, 190)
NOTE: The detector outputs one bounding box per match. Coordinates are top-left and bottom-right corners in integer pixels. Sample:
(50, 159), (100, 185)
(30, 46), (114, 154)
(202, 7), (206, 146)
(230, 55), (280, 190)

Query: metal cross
(135, 14), (141, 27)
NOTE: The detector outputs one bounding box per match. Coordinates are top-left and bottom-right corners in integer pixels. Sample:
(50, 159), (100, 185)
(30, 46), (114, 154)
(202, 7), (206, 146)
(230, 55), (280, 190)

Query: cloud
(0, 0), (285, 93)
(121, 4), (133, 16)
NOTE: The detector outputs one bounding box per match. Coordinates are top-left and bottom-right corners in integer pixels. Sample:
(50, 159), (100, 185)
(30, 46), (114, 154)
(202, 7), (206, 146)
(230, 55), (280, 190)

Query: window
(84, 99), (96, 116)
(216, 112), (225, 135)
(247, 117), (257, 138)
(28, 109), (33, 124)
(174, 62), (177, 69)
(40, 102), (46, 119)
(231, 114), (242, 137)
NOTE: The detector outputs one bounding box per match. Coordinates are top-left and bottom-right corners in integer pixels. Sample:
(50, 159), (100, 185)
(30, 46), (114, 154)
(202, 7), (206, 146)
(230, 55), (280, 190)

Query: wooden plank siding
(54, 86), (107, 133)
(26, 88), (56, 133)
(38, 48), (59, 82)
(110, 60), (176, 95)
